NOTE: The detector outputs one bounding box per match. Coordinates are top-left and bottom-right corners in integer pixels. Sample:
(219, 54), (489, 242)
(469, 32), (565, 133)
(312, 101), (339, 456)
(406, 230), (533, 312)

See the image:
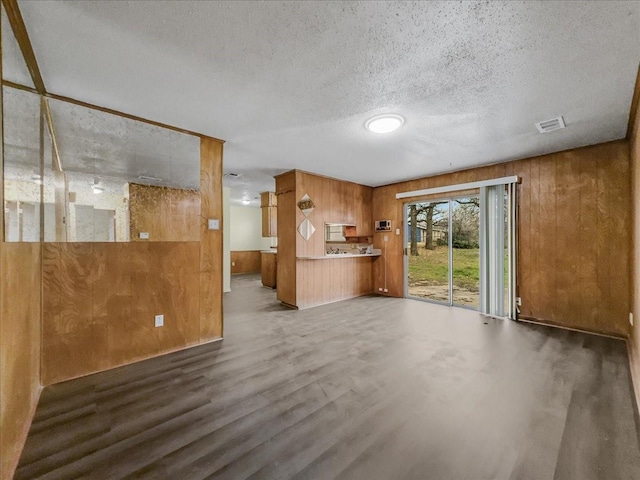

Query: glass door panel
(407, 200), (450, 303)
(451, 196), (480, 308)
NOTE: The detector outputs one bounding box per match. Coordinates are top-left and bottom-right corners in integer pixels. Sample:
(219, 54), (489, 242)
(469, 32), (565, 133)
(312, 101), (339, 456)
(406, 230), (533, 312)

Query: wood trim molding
(42, 98), (63, 171)
(1, 0), (46, 93)
(0, 8), (4, 243)
(629, 63), (640, 139)
(46, 92), (225, 142)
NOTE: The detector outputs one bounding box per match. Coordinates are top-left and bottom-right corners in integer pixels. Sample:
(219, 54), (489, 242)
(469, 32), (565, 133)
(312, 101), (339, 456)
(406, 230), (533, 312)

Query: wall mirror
(3, 87), (201, 243)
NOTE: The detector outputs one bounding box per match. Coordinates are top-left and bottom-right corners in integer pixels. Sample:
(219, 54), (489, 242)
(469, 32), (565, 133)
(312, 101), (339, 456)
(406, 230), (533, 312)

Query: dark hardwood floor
(16, 274), (640, 479)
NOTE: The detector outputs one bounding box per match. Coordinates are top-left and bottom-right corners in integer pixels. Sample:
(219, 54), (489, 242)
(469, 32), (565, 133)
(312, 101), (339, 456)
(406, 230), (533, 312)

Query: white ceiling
(14, 0), (640, 205)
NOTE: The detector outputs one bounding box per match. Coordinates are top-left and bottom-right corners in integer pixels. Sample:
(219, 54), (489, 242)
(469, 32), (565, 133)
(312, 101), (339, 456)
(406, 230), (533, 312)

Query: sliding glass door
(406, 200), (450, 303)
(405, 195), (480, 308)
(451, 197), (480, 308)
(405, 187), (514, 316)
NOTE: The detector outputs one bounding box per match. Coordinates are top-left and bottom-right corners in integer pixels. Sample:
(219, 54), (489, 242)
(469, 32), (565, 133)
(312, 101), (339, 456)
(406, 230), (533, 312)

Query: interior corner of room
(1, 1), (640, 479)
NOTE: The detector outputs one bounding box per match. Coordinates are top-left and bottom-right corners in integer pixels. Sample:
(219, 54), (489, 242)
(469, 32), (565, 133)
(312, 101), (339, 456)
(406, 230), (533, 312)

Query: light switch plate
(208, 219), (220, 230)
(155, 314), (164, 327)
(139, 232), (149, 239)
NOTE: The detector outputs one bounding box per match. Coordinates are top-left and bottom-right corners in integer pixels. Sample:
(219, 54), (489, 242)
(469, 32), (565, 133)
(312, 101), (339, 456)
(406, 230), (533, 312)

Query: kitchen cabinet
(261, 252), (277, 288)
(343, 225), (373, 243)
(260, 192), (277, 237)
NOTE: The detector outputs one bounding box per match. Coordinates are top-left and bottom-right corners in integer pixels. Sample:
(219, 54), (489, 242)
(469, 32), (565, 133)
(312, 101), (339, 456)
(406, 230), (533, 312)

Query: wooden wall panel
(129, 183), (200, 242)
(41, 242), (201, 385)
(276, 170), (374, 309)
(231, 250), (261, 274)
(0, 243), (41, 480)
(372, 141), (631, 337)
(276, 171), (297, 306)
(296, 258), (373, 309)
(630, 64), (640, 414)
(261, 253), (277, 288)
(199, 138), (223, 340)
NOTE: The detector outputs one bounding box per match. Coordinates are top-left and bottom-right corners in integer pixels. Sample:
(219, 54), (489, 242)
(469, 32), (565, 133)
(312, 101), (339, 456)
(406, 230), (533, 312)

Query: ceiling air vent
(535, 116), (566, 133)
(138, 175), (163, 182)
(223, 173), (241, 179)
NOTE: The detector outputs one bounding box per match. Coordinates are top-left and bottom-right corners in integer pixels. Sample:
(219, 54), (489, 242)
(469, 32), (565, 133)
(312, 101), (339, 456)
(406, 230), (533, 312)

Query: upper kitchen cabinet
(261, 191), (277, 237)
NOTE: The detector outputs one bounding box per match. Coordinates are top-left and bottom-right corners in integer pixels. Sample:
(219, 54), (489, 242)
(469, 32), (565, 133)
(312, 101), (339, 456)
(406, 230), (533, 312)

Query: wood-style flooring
(16, 274), (640, 479)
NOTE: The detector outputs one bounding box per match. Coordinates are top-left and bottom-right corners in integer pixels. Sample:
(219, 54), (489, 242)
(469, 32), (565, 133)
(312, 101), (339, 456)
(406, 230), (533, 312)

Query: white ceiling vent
(535, 116), (566, 133)
(223, 172), (241, 179)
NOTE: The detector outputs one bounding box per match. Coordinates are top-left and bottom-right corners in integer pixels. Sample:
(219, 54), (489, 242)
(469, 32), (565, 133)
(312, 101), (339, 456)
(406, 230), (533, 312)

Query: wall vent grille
(535, 116), (566, 133)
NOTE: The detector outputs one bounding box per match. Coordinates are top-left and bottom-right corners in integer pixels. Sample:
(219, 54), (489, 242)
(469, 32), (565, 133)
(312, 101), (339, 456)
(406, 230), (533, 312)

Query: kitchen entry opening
(403, 182), (517, 318)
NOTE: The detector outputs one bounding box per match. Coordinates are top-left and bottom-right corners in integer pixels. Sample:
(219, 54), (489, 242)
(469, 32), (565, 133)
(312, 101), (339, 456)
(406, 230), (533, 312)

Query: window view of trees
(407, 196), (480, 307)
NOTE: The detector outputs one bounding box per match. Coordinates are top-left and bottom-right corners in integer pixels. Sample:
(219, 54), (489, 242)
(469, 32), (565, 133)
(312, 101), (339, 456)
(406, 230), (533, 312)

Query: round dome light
(365, 114), (404, 134)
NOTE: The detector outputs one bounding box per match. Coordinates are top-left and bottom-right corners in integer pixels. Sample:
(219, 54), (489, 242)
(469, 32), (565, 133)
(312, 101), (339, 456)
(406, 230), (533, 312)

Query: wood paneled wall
(0, 243), (41, 480)
(276, 170), (375, 309)
(199, 138), (224, 341)
(129, 183), (200, 241)
(276, 171), (297, 306)
(41, 137), (224, 385)
(629, 65), (640, 413)
(297, 257), (373, 308)
(231, 250), (261, 274)
(373, 140), (631, 337)
(42, 242), (200, 385)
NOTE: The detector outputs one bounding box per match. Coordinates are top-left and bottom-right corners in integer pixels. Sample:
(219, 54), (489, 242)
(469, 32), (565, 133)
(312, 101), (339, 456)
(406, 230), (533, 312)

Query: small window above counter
(312, 222), (378, 259)
(325, 223), (372, 244)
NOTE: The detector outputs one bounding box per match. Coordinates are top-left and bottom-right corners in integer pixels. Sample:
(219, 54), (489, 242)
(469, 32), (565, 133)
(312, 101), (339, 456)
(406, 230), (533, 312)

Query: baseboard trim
(627, 340), (640, 446)
(7, 384), (43, 480)
(44, 336), (224, 387)
(517, 316), (627, 340)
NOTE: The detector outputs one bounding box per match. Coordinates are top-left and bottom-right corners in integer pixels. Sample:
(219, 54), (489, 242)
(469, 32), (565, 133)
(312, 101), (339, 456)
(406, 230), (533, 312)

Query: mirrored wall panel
(1, 4), (35, 88)
(3, 87), (201, 242)
(3, 88), (42, 241)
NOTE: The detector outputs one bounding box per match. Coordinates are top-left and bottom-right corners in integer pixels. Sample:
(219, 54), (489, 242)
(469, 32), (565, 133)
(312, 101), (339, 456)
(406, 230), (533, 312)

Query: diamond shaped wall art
(297, 194), (315, 217)
(297, 218), (315, 241)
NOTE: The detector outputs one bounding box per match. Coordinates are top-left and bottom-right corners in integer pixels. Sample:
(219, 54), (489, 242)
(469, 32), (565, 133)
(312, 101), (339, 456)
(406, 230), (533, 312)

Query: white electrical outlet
(630, 312), (634, 327)
(516, 297), (522, 307)
(139, 232), (149, 239)
(378, 287), (383, 292)
(395, 228), (400, 235)
(207, 218), (220, 230)
(232, 261), (235, 266)
(155, 314), (164, 327)
(383, 288), (388, 293)
(383, 235), (388, 242)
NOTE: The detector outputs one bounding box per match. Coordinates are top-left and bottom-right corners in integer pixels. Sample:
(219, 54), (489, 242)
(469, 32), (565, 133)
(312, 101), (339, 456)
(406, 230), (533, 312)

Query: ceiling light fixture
(365, 114), (404, 134)
(242, 199), (251, 205)
(92, 179), (104, 194)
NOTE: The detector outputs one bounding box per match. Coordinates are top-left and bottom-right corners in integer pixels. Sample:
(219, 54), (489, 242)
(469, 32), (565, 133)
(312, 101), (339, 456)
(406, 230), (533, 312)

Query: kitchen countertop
(297, 252), (381, 260)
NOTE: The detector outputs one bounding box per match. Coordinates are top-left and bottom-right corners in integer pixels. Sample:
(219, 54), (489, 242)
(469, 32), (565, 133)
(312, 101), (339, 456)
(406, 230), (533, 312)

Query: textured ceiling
(3, 88), (200, 189)
(16, 0), (640, 204)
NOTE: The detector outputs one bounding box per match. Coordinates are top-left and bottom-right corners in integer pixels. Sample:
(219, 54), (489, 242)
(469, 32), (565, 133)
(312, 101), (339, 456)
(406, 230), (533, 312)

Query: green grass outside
(408, 245), (509, 291)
